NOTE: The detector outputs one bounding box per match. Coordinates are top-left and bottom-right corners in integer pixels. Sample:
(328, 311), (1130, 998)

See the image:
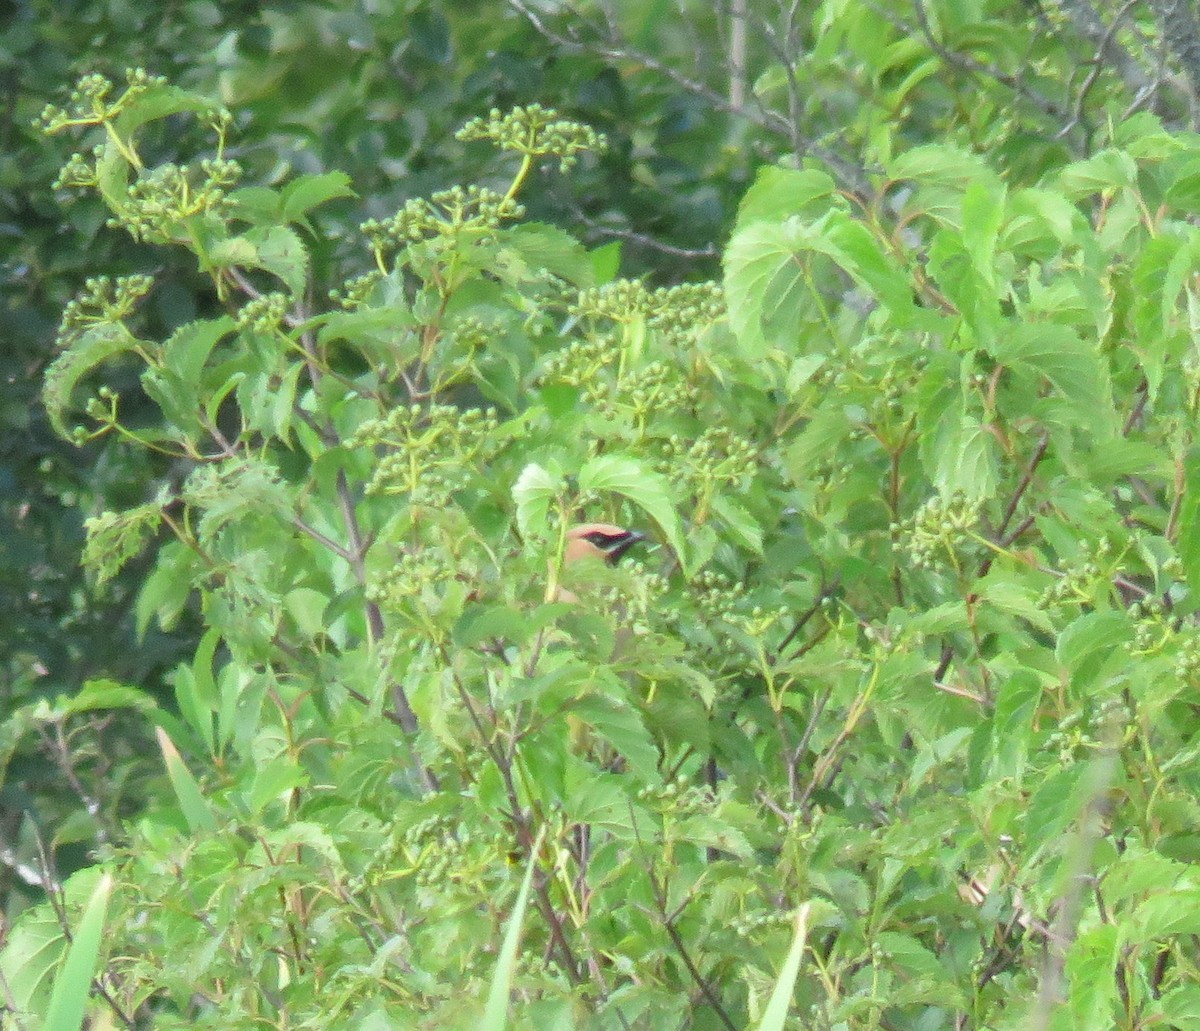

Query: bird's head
(564, 523), (646, 567)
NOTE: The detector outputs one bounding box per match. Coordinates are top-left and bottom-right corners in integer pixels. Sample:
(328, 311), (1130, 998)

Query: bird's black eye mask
(587, 530), (645, 565)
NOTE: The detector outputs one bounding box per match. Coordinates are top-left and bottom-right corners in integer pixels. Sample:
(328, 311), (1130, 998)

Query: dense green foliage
(8, 1), (1200, 1028)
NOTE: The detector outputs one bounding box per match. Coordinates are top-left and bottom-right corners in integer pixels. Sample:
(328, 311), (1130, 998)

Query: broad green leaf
(567, 692), (660, 783)
(997, 324), (1114, 427)
(577, 453), (687, 572)
(280, 171), (357, 222)
(163, 315), (234, 386)
(513, 462), (562, 541)
(1057, 149), (1138, 197)
(1065, 924), (1119, 1027)
(504, 222), (593, 286)
(960, 178), (1006, 288)
(734, 166), (837, 227)
(712, 495), (764, 554)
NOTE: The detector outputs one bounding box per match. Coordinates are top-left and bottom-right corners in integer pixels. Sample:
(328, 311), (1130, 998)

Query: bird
(552, 523), (646, 605)
(564, 523), (646, 567)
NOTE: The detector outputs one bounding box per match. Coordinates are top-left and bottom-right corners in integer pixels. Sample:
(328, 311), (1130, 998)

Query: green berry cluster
(571, 280), (652, 323)
(361, 185), (523, 256)
(588, 360), (691, 426)
(394, 812), (511, 891)
(35, 68), (167, 134)
(352, 404), (499, 505)
(56, 275), (154, 348)
(659, 427), (757, 495)
(537, 336), (622, 387)
(234, 292), (291, 334)
(456, 104), (607, 172)
(115, 159), (242, 243)
(1037, 537), (1117, 607)
(635, 773), (711, 812)
(894, 492), (984, 570)
(1174, 631), (1200, 681)
(330, 270), (386, 310)
(645, 282), (726, 344)
(367, 548), (456, 612)
(1127, 597), (1181, 655)
(1044, 696), (1133, 764)
(569, 280), (725, 344)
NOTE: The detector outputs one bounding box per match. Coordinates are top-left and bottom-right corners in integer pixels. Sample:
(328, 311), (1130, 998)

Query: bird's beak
(605, 530), (645, 565)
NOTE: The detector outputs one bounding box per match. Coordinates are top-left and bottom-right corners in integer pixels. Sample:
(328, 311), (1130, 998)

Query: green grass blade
(755, 903), (811, 1031)
(43, 872), (114, 1031)
(482, 825), (547, 1031)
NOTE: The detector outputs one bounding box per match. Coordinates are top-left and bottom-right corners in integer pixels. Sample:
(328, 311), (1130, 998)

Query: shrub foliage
(8, 42), (1200, 1029)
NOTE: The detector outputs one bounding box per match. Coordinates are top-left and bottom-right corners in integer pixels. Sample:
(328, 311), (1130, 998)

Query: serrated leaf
(280, 171), (357, 222)
(734, 165), (837, 227)
(43, 324), (141, 438)
(998, 324), (1114, 428)
(163, 315), (235, 387)
(568, 693), (660, 783)
(504, 222), (594, 286)
(513, 462), (562, 541)
(711, 495), (763, 553)
(1178, 446), (1200, 598)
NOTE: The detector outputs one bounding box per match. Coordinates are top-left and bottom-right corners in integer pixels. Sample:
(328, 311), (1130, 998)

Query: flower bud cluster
(330, 270), (386, 310)
(645, 282), (725, 344)
(367, 548), (455, 611)
(456, 104), (607, 172)
(1037, 537), (1115, 607)
(234, 292), (291, 334)
(659, 427), (757, 494)
(1127, 597), (1181, 656)
(56, 274), (155, 348)
(397, 812), (510, 890)
(894, 492), (984, 570)
(361, 185), (523, 255)
(537, 337), (621, 388)
(1044, 696), (1133, 764)
(569, 280), (725, 345)
(35, 69), (168, 134)
(116, 159), (242, 242)
(352, 404), (499, 505)
(635, 773), (710, 812)
(587, 360), (690, 425)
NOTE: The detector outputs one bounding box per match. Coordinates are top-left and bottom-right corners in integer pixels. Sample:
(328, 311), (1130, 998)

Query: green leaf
(482, 825), (546, 1031)
(504, 222), (594, 286)
(1178, 446), (1200, 598)
(734, 166), (837, 227)
(513, 462), (562, 542)
(567, 691), (660, 783)
(43, 871), (114, 1031)
(155, 727), (216, 834)
(43, 324), (141, 438)
(997, 324), (1114, 427)
(577, 453), (687, 573)
(754, 905), (810, 1031)
(163, 315), (234, 386)
(711, 495), (764, 554)
(279, 171), (357, 222)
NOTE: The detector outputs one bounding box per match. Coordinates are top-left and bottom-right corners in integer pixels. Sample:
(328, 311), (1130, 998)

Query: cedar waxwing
(564, 523), (646, 567)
